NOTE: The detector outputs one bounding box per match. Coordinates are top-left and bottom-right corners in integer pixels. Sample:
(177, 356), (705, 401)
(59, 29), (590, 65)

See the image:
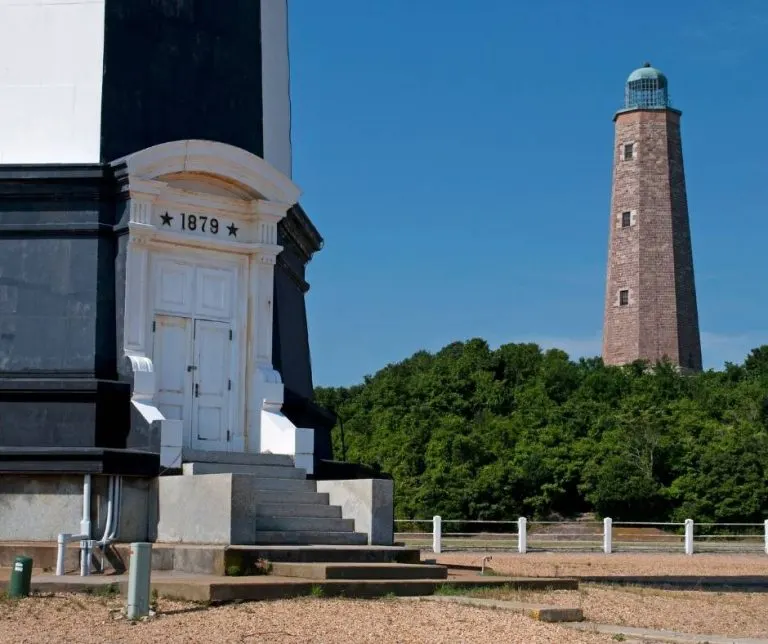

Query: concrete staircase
(178, 449), (369, 546)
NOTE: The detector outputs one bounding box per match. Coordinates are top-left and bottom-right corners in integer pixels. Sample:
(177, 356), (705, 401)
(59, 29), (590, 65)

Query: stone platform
(0, 567), (578, 603)
(0, 542), (422, 576)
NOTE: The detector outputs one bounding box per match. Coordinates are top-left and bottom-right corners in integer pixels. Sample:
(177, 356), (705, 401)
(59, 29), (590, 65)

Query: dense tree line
(315, 341), (768, 523)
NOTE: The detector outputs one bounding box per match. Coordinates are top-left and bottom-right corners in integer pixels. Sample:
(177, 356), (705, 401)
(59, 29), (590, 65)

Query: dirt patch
(0, 592), (617, 643)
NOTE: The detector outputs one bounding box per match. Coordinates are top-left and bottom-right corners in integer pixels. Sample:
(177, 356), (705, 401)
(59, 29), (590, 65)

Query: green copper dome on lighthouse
(621, 62), (672, 111)
(627, 63), (667, 85)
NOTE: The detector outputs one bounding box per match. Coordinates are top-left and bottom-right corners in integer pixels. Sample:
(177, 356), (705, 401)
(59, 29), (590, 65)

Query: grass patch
(433, 584), (491, 596)
(437, 583), (577, 604)
(225, 558), (272, 577)
(309, 585), (325, 598)
(84, 584), (119, 598)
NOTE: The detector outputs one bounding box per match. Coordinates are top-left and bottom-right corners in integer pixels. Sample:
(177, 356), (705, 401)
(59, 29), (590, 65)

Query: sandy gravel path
(435, 551), (768, 578)
(0, 593), (616, 644)
(464, 584), (768, 639)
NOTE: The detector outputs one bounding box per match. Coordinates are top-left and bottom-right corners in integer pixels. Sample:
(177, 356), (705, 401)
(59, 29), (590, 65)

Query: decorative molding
(0, 223), (113, 238)
(279, 204), (324, 265)
(109, 139), (302, 205)
(0, 164), (114, 202)
(276, 255), (310, 294)
(257, 365), (283, 385)
(0, 370), (97, 380)
(124, 354), (155, 401)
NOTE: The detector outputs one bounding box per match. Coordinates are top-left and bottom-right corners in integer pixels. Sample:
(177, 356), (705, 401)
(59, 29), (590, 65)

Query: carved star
(227, 223), (239, 238)
(160, 212), (173, 227)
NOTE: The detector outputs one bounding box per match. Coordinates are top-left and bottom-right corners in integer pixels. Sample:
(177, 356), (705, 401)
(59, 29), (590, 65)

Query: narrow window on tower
(623, 142), (635, 161)
(619, 289), (629, 306)
(622, 211), (631, 228)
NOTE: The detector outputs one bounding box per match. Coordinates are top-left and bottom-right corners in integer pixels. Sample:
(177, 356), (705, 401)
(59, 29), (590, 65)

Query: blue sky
(288, 0), (768, 387)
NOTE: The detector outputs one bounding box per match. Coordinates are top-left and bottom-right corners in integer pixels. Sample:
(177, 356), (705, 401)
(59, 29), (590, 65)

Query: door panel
(192, 319), (231, 450)
(153, 259), (194, 316)
(153, 315), (192, 427)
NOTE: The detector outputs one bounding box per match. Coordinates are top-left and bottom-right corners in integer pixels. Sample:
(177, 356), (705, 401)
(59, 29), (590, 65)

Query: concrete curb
(577, 576), (768, 592)
(565, 622), (768, 644)
(406, 595), (584, 623)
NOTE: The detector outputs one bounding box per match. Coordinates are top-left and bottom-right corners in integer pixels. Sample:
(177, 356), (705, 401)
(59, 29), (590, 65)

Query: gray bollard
(126, 542), (152, 620)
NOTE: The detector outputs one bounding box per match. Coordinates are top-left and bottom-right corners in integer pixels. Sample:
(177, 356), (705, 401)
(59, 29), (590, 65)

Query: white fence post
(432, 515), (442, 554)
(764, 520), (768, 555)
(603, 517), (613, 554)
(517, 517), (527, 554)
(684, 519), (694, 555)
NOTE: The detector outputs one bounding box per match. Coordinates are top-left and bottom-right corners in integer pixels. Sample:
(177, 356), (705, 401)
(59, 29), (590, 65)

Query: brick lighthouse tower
(602, 63), (702, 371)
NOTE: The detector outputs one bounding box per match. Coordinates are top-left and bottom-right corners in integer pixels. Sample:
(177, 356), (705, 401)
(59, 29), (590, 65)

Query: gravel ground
(466, 584), (768, 639)
(435, 551), (768, 577)
(0, 593), (617, 644)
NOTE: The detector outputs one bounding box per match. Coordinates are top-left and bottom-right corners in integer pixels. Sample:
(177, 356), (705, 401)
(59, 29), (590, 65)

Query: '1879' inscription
(160, 212), (238, 238)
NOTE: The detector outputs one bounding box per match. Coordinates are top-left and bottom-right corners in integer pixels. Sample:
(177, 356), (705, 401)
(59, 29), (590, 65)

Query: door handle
(194, 383), (199, 398)
(187, 365), (197, 372)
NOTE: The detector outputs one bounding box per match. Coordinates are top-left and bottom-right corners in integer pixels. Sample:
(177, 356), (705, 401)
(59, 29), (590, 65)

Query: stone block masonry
(602, 107), (702, 371)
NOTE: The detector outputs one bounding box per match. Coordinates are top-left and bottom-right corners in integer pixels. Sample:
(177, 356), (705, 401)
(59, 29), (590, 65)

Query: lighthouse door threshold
(153, 314), (233, 452)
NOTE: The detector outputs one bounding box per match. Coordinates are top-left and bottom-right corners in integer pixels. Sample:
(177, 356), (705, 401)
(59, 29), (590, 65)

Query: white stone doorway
(113, 139), (316, 471)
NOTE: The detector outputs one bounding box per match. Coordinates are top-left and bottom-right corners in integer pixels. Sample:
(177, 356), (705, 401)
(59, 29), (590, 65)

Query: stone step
(251, 531), (369, 546)
(253, 517), (355, 532)
(252, 491), (329, 505)
(247, 478), (316, 492)
(269, 562), (449, 581)
(226, 545), (421, 565)
(182, 449), (295, 468)
(182, 462), (306, 478)
(254, 503), (341, 519)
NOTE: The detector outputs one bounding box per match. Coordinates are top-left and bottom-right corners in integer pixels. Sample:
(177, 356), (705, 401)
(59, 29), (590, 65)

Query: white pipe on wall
(80, 474), (93, 576)
(56, 475), (126, 577)
(98, 477), (115, 546)
(80, 474), (92, 538)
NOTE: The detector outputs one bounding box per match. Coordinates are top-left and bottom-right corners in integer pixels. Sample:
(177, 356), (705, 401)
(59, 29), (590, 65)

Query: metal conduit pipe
(56, 475), (124, 577)
(57, 474), (93, 576)
(98, 477), (115, 546)
(109, 476), (123, 542)
(80, 473), (94, 576)
(96, 476), (123, 572)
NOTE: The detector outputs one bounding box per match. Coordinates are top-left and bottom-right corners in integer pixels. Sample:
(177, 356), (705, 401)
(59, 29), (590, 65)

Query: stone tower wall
(602, 109), (702, 370)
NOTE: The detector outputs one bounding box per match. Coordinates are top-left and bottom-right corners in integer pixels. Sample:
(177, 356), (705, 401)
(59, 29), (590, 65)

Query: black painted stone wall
(0, 166), (131, 453)
(100, 0), (264, 162)
(273, 206), (335, 461)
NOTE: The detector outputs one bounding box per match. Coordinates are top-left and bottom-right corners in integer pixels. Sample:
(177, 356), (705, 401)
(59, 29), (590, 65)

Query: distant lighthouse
(602, 63), (702, 371)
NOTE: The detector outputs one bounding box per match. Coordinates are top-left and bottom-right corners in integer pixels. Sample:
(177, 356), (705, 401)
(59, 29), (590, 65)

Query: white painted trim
(115, 139), (304, 460)
(111, 139), (301, 205)
(261, 0), (293, 178)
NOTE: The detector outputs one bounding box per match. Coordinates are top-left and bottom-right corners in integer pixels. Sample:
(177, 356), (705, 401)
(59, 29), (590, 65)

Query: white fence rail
(394, 517), (768, 555)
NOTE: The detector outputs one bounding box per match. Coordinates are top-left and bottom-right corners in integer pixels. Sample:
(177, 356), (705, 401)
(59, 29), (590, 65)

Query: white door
(153, 315), (193, 425)
(191, 319), (231, 451)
